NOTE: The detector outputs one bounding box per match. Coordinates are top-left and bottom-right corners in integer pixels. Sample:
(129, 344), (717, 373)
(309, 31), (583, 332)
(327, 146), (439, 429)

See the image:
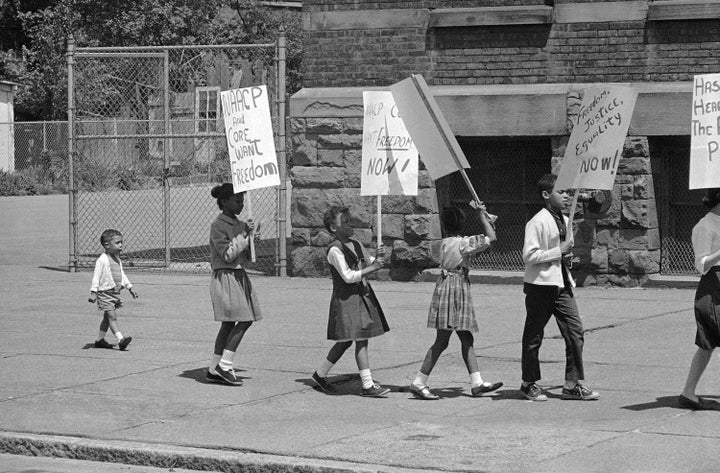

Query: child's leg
(457, 330), (492, 389)
(210, 322), (233, 374)
(681, 347), (714, 400)
(218, 321), (253, 371)
(315, 341), (352, 379)
(98, 314), (110, 341)
(104, 309), (122, 340)
(355, 340), (377, 390)
(552, 290), (585, 388)
(412, 330), (452, 387)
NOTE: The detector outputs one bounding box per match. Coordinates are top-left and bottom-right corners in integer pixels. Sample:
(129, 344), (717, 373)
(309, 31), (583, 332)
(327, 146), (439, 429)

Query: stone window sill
(648, 0), (720, 21)
(428, 6), (553, 27)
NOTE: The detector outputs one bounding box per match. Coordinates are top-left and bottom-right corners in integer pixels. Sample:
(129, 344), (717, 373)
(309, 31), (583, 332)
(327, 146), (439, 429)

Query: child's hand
(246, 219), (255, 234)
(88, 293), (96, 303)
(370, 258), (384, 271)
(129, 289), (139, 299)
(560, 239), (574, 255)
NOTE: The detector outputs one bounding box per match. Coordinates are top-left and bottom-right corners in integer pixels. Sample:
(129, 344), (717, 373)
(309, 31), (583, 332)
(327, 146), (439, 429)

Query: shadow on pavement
(622, 395), (720, 411)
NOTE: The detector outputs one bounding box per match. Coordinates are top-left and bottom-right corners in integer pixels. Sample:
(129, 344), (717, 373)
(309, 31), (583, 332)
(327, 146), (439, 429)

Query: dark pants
(521, 283), (585, 383)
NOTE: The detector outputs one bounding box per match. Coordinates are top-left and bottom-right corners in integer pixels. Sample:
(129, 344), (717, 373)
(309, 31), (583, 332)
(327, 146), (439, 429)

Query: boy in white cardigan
(88, 229), (138, 350)
(520, 174), (599, 402)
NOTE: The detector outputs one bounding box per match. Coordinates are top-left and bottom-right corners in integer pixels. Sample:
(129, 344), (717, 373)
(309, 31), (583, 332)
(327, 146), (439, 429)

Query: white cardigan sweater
(523, 207), (575, 288)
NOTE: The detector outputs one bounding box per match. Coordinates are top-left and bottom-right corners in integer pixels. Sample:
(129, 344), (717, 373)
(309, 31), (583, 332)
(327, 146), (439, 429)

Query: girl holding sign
(409, 203), (502, 400)
(680, 188), (720, 410)
(206, 183), (262, 386)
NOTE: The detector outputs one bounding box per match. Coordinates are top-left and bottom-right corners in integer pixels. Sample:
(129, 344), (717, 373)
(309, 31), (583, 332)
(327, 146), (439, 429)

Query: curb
(0, 431), (441, 473)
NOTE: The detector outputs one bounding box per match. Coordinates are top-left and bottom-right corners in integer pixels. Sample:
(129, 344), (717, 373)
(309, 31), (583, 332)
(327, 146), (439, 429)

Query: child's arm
(120, 263), (138, 298)
(89, 257), (103, 301)
(211, 221), (250, 263)
(523, 219), (564, 265)
(328, 246), (382, 283)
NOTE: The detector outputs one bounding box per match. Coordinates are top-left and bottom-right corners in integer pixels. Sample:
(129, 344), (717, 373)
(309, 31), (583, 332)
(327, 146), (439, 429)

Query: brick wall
(302, 1), (720, 87)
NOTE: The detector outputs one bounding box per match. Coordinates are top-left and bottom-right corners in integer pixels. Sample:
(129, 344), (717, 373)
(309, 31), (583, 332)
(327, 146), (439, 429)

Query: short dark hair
(537, 173), (557, 198)
(100, 229), (122, 246)
(702, 188), (720, 209)
(323, 206), (349, 233)
(441, 207), (465, 234)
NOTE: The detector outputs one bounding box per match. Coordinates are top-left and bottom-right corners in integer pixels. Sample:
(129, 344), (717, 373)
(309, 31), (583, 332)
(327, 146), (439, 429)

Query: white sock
(413, 372), (429, 387)
(209, 354), (222, 374)
(219, 349), (234, 371)
(316, 359), (334, 378)
(115, 332), (123, 342)
(97, 331), (106, 341)
(359, 368), (374, 389)
(470, 371), (485, 388)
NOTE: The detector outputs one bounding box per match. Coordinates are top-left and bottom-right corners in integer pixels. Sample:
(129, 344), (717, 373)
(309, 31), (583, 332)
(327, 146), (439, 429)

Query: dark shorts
(694, 269), (720, 349)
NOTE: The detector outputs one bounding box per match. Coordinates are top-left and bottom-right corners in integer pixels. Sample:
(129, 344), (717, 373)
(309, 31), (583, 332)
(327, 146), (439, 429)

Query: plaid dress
(427, 235), (491, 332)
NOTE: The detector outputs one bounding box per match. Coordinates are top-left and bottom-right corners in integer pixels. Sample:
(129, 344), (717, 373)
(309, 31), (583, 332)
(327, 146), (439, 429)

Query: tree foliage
(0, 0), (302, 121)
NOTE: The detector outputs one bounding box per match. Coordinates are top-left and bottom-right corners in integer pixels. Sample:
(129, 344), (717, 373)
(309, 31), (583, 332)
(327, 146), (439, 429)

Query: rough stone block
(590, 246), (608, 273)
(618, 156), (650, 175)
(382, 213), (405, 239)
(310, 230), (334, 247)
(291, 228), (311, 246)
(291, 135), (317, 166)
(628, 249), (660, 274)
(292, 188), (373, 228)
(621, 199), (658, 228)
(289, 118), (306, 134)
(317, 149), (344, 167)
(618, 228), (660, 250)
(290, 245), (330, 277)
(291, 166), (344, 188)
(391, 240), (435, 267)
(318, 133), (363, 149)
(608, 249), (629, 273)
(596, 228), (618, 249)
(343, 117), (364, 134)
(307, 117), (343, 134)
(405, 214), (442, 242)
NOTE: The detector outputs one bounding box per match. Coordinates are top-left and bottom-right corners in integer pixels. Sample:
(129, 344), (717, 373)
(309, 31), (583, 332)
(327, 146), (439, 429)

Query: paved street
(1, 194), (718, 473)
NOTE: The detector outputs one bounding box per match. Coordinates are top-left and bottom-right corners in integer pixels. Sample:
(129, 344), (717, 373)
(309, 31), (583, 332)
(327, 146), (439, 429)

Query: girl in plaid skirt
(409, 203), (503, 400)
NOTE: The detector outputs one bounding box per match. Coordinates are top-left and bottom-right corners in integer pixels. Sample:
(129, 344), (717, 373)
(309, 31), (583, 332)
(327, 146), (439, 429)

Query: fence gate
(436, 137), (551, 271)
(67, 38), (287, 275)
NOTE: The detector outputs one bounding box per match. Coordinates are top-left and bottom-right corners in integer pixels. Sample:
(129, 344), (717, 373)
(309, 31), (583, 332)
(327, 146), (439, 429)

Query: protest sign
(689, 73), (720, 189)
(554, 85), (637, 192)
(389, 75), (470, 181)
(361, 91), (418, 196)
(220, 85), (280, 193)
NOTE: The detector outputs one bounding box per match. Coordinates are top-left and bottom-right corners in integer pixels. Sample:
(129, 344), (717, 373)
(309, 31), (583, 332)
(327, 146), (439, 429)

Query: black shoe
(678, 395), (717, 410)
(94, 339), (114, 349)
(471, 381), (503, 397)
(311, 371), (336, 393)
(362, 383), (390, 397)
(214, 365), (242, 386)
(206, 370), (225, 384)
(561, 384), (599, 400)
(409, 384), (439, 400)
(118, 336), (132, 351)
(520, 382), (548, 401)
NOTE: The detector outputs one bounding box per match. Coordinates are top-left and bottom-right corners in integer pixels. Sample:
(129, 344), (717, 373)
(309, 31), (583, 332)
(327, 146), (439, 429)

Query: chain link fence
(68, 40), (287, 275)
(436, 138), (549, 271)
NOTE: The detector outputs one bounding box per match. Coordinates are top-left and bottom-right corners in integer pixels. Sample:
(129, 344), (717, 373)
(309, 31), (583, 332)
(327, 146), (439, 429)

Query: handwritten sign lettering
(220, 85), (280, 192)
(555, 86), (637, 191)
(360, 91), (418, 196)
(689, 74), (720, 189)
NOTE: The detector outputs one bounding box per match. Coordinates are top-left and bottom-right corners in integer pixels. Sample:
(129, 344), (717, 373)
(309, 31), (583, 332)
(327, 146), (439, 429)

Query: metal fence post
(277, 27), (288, 277)
(66, 35), (77, 272)
(163, 50), (171, 267)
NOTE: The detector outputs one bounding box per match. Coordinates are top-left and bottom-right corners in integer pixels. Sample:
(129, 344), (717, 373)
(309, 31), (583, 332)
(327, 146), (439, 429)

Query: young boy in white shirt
(520, 173), (599, 402)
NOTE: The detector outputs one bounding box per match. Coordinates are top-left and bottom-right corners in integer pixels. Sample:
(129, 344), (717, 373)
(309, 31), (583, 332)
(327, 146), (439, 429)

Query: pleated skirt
(427, 272), (478, 332)
(210, 269), (263, 322)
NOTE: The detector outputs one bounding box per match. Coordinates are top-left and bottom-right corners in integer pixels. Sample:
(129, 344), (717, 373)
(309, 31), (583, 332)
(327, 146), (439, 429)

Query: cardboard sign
(220, 85), (280, 192)
(555, 86), (638, 191)
(689, 73), (720, 189)
(360, 91), (418, 196)
(389, 75), (470, 181)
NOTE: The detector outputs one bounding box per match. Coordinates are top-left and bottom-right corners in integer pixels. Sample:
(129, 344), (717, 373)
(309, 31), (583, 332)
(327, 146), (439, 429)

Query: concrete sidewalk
(1, 263), (719, 473)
